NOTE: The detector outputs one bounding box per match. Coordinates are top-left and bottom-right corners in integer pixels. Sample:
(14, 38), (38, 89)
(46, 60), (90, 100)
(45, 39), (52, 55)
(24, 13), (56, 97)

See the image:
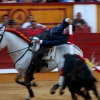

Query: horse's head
(0, 26), (6, 50)
(31, 37), (40, 52)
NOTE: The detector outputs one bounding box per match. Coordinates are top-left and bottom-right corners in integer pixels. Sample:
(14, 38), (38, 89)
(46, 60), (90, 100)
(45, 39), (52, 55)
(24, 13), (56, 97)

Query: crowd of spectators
(22, 15), (46, 29)
(0, 12), (90, 35)
(0, 14), (21, 28)
(0, 14), (47, 36)
(0, 0), (99, 3)
(0, 14), (46, 29)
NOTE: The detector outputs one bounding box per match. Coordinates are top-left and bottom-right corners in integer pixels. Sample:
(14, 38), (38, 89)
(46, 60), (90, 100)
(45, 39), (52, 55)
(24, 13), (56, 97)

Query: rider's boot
(35, 60), (48, 72)
(25, 74), (34, 83)
(25, 63), (35, 83)
(42, 61), (48, 68)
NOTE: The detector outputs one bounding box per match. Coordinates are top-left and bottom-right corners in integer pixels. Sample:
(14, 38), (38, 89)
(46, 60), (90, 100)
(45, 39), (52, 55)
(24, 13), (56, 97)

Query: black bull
(60, 54), (100, 100)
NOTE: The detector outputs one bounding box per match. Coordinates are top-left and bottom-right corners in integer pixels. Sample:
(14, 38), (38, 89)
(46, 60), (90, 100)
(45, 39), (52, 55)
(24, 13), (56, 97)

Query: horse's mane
(6, 28), (31, 44)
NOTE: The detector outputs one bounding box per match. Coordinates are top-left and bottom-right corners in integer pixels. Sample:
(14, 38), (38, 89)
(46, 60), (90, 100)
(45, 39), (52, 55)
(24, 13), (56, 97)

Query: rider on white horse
(25, 18), (76, 83)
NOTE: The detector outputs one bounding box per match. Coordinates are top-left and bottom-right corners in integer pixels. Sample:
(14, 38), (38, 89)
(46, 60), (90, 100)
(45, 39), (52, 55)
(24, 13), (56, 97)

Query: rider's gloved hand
(36, 39), (40, 43)
(65, 18), (73, 24)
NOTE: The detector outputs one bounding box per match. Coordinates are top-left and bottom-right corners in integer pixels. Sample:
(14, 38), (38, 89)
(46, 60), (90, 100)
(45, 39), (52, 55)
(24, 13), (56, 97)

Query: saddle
(31, 36), (56, 61)
(42, 46), (56, 61)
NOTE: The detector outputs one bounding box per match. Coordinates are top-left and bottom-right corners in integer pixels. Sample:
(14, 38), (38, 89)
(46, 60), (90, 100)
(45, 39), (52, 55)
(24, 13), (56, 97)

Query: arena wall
(0, 3), (100, 32)
(0, 71), (100, 83)
(0, 3), (100, 75)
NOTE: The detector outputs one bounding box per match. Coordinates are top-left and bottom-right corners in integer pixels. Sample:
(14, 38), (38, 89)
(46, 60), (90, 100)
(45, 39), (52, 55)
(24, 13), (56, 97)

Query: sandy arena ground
(0, 72), (100, 100)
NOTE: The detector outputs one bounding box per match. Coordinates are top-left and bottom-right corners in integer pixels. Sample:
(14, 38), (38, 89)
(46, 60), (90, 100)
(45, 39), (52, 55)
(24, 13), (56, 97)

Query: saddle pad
(42, 46), (56, 60)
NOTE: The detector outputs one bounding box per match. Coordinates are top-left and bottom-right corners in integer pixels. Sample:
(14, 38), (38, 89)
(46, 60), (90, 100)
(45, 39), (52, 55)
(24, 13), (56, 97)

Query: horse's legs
(50, 76), (64, 95)
(50, 69), (64, 94)
(59, 77), (67, 95)
(50, 70), (60, 94)
(15, 73), (34, 100)
(50, 83), (59, 94)
(15, 73), (38, 87)
(15, 73), (26, 86)
(25, 82), (34, 100)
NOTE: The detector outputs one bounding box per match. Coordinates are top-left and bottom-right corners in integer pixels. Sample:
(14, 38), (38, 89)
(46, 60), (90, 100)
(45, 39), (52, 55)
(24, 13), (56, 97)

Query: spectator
(23, 0), (33, 2)
(36, 0), (46, 2)
(22, 15), (46, 29)
(73, 12), (88, 30)
(1, 0), (17, 3)
(6, 19), (20, 29)
(17, 0), (23, 2)
(36, 0), (59, 2)
(45, 0), (59, 2)
(0, 14), (9, 27)
(26, 20), (42, 37)
(60, 0), (70, 2)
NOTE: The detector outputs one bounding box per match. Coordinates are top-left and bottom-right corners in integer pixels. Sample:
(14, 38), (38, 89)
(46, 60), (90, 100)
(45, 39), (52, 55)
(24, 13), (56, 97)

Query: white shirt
(0, 23), (3, 27)
(21, 22), (46, 28)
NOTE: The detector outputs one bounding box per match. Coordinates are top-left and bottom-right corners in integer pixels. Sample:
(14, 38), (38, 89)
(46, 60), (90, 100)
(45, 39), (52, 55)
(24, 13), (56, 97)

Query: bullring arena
(0, 71), (100, 100)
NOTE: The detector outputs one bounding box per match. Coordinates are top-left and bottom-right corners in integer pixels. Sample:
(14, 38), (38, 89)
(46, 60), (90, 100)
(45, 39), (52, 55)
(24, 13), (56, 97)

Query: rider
(25, 18), (76, 83)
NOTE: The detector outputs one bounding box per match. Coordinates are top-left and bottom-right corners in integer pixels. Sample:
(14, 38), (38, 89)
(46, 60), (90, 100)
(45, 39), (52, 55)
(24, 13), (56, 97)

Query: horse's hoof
(26, 96), (31, 100)
(50, 91), (56, 95)
(26, 98), (30, 100)
(50, 89), (56, 95)
(59, 90), (64, 95)
(26, 95), (34, 100)
(31, 82), (38, 87)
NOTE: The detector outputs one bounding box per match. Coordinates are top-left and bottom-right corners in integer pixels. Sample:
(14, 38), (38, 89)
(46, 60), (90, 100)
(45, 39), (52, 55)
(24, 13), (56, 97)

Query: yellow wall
(1, 3), (99, 31)
(0, 4), (73, 28)
(97, 5), (100, 33)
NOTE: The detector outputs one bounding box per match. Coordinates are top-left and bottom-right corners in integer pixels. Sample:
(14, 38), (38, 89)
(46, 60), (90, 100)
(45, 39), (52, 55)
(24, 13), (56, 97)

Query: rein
(0, 47), (29, 56)
(0, 27), (37, 66)
(14, 43), (36, 65)
(14, 46), (33, 64)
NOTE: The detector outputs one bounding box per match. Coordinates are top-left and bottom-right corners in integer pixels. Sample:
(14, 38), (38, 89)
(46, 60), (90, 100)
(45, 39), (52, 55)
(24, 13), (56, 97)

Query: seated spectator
(6, 19), (21, 29)
(17, 0), (23, 2)
(22, 15), (46, 29)
(17, 0), (37, 2)
(23, 0), (33, 2)
(60, 0), (70, 2)
(26, 20), (42, 37)
(0, 14), (9, 27)
(36, 0), (59, 2)
(1, 0), (17, 3)
(73, 12), (88, 30)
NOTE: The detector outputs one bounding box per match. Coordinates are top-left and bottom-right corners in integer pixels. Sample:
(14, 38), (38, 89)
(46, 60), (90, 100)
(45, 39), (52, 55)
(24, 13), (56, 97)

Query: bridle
(14, 39), (37, 64)
(0, 29), (5, 43)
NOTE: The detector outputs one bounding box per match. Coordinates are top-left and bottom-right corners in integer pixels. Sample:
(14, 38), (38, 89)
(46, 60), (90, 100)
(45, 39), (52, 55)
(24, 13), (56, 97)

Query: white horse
(0, 26), (83, 100)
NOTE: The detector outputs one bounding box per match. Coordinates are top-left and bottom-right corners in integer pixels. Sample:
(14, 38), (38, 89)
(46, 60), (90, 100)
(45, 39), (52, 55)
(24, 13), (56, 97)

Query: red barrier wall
(0, 29), (99, 69)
